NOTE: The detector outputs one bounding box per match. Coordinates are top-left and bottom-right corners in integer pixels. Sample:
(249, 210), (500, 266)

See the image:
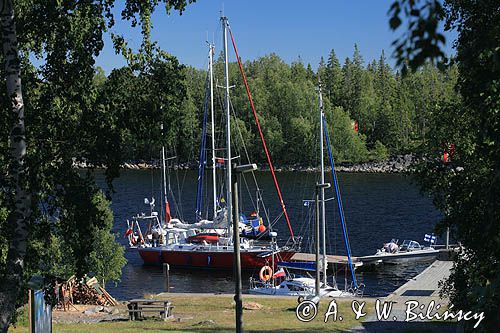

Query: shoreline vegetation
(74, 154), (418, 174)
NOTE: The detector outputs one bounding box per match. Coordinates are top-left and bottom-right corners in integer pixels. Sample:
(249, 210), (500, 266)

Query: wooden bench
(127, 299), (174, 321)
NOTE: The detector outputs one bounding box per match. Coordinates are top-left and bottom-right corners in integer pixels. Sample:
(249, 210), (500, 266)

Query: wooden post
(232, 170), (243, 333)
(28, 289), (33, 333)
(163, 263), (170, 291)
(446, 227), (450, 250)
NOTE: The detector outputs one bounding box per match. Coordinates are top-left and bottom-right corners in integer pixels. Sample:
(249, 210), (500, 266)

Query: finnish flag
(424, 234), (437, 244)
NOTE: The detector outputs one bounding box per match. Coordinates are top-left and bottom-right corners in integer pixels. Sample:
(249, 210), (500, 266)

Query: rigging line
(322, 114), (357, 289)
(241, 173), (257, 212)
(169, 146), (184, 221)
(165, 151), (179, 219)
(151, 159), (155, 205)
(227, 24), (294, 241)
(195, 73), (211, 220)
(228, 98), (257, 209)
(213, 81), (228, 203)
(227, 96), (272, 227)
(177, 158), (188, 221)
(269, 211), (284, 229)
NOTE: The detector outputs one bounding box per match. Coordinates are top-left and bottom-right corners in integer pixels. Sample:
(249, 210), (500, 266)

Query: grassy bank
(9, 294), (368, 333)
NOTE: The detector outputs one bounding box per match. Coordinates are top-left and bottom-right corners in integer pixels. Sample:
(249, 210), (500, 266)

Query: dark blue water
(102, 170), (442, 299)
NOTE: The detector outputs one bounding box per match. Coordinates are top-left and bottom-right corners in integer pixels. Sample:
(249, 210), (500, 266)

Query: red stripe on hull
(138, 249), (295, 269)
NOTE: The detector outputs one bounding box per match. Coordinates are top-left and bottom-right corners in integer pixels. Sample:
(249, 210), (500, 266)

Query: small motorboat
(360, 238), (439, 264)
(377, 239), (437, 255)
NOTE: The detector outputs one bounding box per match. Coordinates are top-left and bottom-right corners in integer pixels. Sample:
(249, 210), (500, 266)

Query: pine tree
(325, 49), (342, 106)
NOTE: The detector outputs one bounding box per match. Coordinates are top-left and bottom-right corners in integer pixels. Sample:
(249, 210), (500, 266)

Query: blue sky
(96, 0), (457, 73)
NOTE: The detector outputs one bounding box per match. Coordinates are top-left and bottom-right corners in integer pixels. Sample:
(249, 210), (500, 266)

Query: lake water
(102, 170), (442, 299)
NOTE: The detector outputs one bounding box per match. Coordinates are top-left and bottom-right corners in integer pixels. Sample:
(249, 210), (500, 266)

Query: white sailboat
(249, 82), (363, 297)
(124, 16), (298, 269)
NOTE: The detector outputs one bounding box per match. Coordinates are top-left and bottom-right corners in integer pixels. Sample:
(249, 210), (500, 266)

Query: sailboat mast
(318, 83), (327, 285)
(222, 16), (233, 237)
(161, 123), (168, 224)
(209, 44), (217, 219)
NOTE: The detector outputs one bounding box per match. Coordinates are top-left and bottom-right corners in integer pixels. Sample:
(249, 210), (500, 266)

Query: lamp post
(232, 163), (257, 333)
(315, 182), (330, 298)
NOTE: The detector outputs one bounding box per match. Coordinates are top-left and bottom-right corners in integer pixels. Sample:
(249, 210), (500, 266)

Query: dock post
(446, 227), (450, 250)
(163, 263), (170, 292)
(232, 163), (257, 333)
(315, 182), (330, 298)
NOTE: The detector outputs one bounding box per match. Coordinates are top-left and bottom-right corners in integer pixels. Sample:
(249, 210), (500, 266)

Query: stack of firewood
(57, 275), (118, 310)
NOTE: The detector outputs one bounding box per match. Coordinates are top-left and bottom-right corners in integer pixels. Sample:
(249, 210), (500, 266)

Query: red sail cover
(165, 201), (171, 223)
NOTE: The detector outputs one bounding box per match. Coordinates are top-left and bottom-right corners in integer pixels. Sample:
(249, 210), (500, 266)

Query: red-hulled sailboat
(125, 16), (298, 269)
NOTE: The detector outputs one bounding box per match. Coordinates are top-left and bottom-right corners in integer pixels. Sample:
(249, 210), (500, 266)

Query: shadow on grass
(350, 321), (460, 333)
(133, 320), (461, 333)
(140, 329), (349, 333)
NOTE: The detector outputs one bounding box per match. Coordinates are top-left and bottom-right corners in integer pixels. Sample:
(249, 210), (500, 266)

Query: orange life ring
(259, 265), (273, 281)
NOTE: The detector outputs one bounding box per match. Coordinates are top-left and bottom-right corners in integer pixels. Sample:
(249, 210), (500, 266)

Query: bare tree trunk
(0, 1), (31, 332)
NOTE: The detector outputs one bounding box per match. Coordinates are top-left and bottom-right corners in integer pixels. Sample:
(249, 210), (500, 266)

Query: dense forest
(1, 0), (497, 331)
(100, 45), (459, 166)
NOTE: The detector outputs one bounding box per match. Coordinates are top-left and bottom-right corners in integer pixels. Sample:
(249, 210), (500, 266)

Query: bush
(370, 140), (389, 161)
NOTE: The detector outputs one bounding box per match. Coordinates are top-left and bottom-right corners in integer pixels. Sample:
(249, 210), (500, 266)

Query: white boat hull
(361, 248), (439, 264)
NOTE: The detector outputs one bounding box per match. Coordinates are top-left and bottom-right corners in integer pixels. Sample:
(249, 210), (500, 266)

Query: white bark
(0, 1), (31, 332)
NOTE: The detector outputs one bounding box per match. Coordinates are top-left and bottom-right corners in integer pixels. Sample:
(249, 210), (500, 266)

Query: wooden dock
(291, 248), (456, 268)
(291, 252), (363, 268)
(388, 259), (454, 300)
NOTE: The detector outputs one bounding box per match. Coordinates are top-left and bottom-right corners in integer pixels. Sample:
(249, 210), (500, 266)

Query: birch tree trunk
(0, 1), (32, 331)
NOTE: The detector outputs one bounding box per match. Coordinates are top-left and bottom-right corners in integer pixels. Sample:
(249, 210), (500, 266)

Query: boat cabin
(400, 240), (423, 251)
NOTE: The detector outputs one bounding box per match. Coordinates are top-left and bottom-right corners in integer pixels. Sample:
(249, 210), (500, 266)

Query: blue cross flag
(424, 234), (437, 244)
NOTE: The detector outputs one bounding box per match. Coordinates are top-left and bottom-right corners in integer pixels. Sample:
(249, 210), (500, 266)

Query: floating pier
(292, 247), (457, 268)
(387, 259), (454, 300)
(291, 252), (363, 268)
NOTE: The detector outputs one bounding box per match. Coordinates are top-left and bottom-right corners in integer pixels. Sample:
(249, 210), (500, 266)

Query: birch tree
(0, 1), (31, 330)
(0, 1), (194, 331)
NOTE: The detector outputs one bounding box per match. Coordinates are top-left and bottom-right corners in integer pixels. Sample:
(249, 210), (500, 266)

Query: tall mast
(209, 44), (217, 219)
(318, 83), (327, 286)
(221, 15), (233, 236)
(161, 122), (168, 224)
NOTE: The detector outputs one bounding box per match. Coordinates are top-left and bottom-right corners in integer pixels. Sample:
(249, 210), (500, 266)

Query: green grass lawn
(9, 295), (369, 333)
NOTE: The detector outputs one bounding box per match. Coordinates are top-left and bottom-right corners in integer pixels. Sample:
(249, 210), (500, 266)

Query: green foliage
(90, 54), (187, 170)
(0, 1), (194, 328)
(24, 184), (125, 285)
(370, 141), (389, 161)
(325, 106), (369, 163)
(0, 207), (7, 273)
(389, 0), (447, 72)
(392, 0), (500, 331)
(325, 49), (342, 105)
(173, 47), (458, 166)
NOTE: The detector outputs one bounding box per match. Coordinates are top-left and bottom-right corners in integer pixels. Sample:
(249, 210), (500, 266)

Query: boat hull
(361, 248), (439, 265)
(248, 288), (352, 298)
(138, 247), (295, 269)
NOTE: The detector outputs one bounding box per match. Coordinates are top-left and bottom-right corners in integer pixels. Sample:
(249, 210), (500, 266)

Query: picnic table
(127, 299), (174, 321)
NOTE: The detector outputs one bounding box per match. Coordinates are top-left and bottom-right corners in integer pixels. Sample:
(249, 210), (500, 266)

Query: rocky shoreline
(74, 154), (417, 173)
